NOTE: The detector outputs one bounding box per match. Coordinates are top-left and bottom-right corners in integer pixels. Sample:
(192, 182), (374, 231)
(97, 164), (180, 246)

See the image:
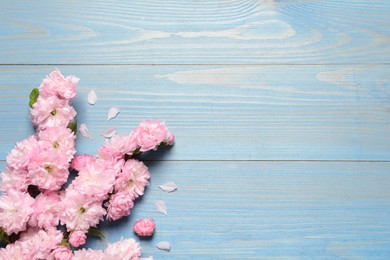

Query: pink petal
(107, 107), (120, 120)
(154, 200), (167, 216)
(156, 241), (171, 251)
(79, 123), (92, 139)
(159, 182), (177, 193)
(87, 89), (97, 105)
(101, 128), (117, 138)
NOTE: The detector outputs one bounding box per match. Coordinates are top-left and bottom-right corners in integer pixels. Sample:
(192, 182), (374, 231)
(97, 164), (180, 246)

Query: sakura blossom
(104, 238), (141, 259)
(60, 189), (106, 232)
(72, 160), (116, 201)
(69, 230), (87, 247)
(38, 126), (76, 161)
(48, 246), (74, 260)
(27, 148), (70, 191)
(133, 218), (155, 237)
(31, 95), (77, 130)
(105, 191), (135, 221)
(28, 192), (62, 230)
(115, 159), (150, 198)
(19, 227), (63, 260)
(40, 69), (78, 100)
(0, 190), (35, 235)
(71, 154), (96, 172)
(0, 166), (29, 193)
(133, 120), (169, 151)
(6, 135), (40, 171)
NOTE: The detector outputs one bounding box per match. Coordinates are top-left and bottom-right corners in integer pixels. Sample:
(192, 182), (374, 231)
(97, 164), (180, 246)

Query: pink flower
(28, 192), (61, 230)
(72, 160), (115, 201)
(48, 246), (74, 260)
(60, 189), (106, 232)
(0, 190), (34, 235)
(133, 218), (155, 237)
(31, 95), (77, 130)
(104, 238), (141, 260)
(27, 148), (70, 191)
(104, 238), (141, 259)
(109, 134), (138, 155)
(0, 166), (29, 193)
(19, 227), (63, 260)
(6, 135), (40, 171)
(97, 145), (124, 163)
(38, 127), (76, 162)
(0, 242), (24, 259)
(164, 130), (175, 145)
(40, 69), (78, 100)
(133, 120), (168, 152)
(105, 191), (134, 221)
(69, 230), (87, 247)
(73, 249), (106, 260)
(115, 159), (150, 198)
(71, 154), (95, 171)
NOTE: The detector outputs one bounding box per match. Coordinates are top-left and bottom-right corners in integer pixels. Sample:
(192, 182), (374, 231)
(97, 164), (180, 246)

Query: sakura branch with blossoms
(0, 69), (174, 259)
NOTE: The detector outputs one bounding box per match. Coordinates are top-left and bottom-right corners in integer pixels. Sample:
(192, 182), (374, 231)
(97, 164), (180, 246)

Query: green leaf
(60, 239), (70, 247)
(88, 227), (105, 239)
(68, 121), (77, 134)
(0, 227), (10, 245)
(29, 88), (39, 108)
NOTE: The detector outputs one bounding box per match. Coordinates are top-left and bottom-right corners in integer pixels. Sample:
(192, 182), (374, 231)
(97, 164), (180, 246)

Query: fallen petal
(156, 241), (171, 251)
(79, 123), (92, 139)
(107, 106), (120, 120)
(101, 128), (117, 138)
(155, 200), (167, 216)
(88, 89), (97, 105)
(159, 182), (177, 193)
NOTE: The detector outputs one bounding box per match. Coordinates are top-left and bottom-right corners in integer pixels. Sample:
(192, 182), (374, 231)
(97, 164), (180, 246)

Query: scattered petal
(141, 257), (154, 260)
(159, 182), (177, 193)
(88, 89), (98, 105)
(156, 241), (171, 251)
(101, 128), (117, 138)
(154, 200), (167, 216)
(107, 106), (120, 120)
(79, 123), (92, 139)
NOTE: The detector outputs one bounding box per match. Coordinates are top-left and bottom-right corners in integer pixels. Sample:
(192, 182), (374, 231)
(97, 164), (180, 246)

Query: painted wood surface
(0, 0), (389, 64)
(0, 0), (389, 259)
(0, 65), (389, 161)
(1, 160), (389, 259)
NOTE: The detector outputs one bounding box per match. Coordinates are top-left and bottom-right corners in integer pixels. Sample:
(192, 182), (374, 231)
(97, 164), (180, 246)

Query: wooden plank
(0, 0), (389, 64)
(2, 160), (389, 258)
(0, 65), (389, 161)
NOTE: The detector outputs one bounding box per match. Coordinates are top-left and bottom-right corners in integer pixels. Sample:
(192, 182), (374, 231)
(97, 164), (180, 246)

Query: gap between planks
(1, 159), (390, 163)
(1, 63), (390, 66)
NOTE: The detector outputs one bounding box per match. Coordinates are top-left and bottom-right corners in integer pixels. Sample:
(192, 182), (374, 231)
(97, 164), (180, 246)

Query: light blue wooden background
(1, 0), (390, 259)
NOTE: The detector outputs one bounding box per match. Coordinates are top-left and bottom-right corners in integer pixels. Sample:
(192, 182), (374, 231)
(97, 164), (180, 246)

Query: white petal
(155, 200), (167, 216)
(159, 182), (177, 193)
(101, 128), (117, 138)
(87, 89), (98, 105)
(156, 241), (171, 251)
(107, 106), (120, 120)
(141, 257), (154, 260)
(79, 123), (92, 139)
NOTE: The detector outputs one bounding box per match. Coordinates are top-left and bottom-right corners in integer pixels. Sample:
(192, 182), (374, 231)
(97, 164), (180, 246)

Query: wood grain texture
(2, 160), (388, 259)
(0, 0), (389, 64)
(0, 65), (389, 161)
(1, 0), (389, 258)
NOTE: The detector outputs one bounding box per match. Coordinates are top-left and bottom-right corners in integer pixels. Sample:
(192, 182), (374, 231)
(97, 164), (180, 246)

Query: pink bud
(133, 218), (155, 237)
(69, 230), (87, 247)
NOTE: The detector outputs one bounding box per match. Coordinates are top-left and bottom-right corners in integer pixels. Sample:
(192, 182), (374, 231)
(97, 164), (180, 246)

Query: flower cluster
(0, 70), (174, 259)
